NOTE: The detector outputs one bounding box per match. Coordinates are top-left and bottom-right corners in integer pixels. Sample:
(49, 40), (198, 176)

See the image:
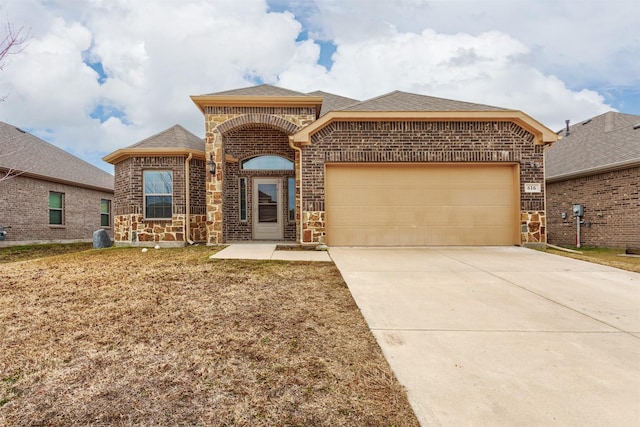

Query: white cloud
(278, 28), (613, 129)
(0, 0), (633, 172)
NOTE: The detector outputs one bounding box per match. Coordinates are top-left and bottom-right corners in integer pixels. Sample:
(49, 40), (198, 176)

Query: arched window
(241, 155), (294, 170)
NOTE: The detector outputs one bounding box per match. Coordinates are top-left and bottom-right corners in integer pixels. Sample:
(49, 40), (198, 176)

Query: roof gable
(341, 91), (507, 112)
(103, 124), (204, 165)
(307, 90), (360, 116)
(130, 124), (204, 151)
(199, 84), (312, 97)
(0, 121), (113, 192)
(545, 112), (640, 180)
(191, 84), (323, 115)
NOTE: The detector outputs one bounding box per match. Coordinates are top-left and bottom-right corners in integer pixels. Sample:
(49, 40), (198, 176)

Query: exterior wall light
(208, 153), (217, 175)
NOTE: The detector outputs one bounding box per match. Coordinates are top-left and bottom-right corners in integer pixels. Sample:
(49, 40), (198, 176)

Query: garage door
(325, 163), (519, 246)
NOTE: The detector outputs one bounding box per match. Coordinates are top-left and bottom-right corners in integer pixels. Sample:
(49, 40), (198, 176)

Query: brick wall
(302, 120), (546, 245)
(112, 155), (207, 245)
(223, 126), (296, 241)
(547, 166), (639, 248)
(0, 174), (114, 245)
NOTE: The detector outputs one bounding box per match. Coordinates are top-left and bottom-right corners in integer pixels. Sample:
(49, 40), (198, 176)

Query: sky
(0, 0), (638, 174)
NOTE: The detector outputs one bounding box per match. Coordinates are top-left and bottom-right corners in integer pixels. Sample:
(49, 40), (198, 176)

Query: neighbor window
(101, 199), (111, 227)
(239, 177), (247, 222)
(144, 170), (173, 219)
(241, 155), (294, 170)
(49, 191), (64, 225)
(288, 177), (296, 222)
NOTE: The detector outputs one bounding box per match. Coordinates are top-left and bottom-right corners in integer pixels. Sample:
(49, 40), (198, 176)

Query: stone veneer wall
(112, 155), (207, 246)
(521, 211), (546, 246)
(114, 214), (206, 246)
(300, 121), (546, 246)
(203, 107), (316, 244)
(546, 166), (639, 248)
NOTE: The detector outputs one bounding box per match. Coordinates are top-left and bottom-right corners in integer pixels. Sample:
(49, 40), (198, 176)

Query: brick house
(0, 121), (114, 246)
(545, 112), (640, 248)
(105, 84), (557, 247)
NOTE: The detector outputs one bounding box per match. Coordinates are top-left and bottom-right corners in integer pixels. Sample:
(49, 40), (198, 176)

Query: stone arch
(216, 113), (301, 135)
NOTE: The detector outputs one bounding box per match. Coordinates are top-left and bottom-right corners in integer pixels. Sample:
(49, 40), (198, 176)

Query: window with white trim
(101, 199), (111, 227)
(49, 191), (64, 225)
(239, 177), (247, 222)
(144, 170), (173, 219)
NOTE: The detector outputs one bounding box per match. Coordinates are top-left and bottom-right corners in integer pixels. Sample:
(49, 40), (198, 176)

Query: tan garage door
(325, 163), (519, 246)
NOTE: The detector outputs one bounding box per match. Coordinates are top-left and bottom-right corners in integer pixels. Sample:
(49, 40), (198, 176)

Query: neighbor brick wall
(547, 166), (639, 248)
(302, 121), (546, 245)
(0, 174), (114, 245)
(223, 126), (296, 241)
(112, 155), (207, 245)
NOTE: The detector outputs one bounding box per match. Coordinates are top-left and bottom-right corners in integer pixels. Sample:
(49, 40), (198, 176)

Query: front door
(253, 178), (283, 240)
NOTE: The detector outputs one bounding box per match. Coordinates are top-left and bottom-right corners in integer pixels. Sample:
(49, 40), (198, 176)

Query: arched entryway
(221, 124), (297, 241)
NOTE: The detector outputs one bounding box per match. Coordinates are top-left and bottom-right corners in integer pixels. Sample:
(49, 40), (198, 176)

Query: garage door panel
(325, 164), (519, 246)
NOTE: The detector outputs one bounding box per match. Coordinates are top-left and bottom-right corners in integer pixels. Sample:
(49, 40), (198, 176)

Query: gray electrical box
(572, 204), (584, 217)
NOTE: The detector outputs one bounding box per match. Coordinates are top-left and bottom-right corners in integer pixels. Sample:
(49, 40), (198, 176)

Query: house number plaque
(524, 183), (541, 193)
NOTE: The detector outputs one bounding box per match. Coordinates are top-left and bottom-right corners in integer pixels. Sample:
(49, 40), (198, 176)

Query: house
(545, 112), (640, 248)
(0, 121), (114, 246)
(104, 84), (557, 247)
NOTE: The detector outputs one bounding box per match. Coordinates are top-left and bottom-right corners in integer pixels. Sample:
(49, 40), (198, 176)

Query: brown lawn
(543, 246), (640, 273)
(0, 246), (418, 426)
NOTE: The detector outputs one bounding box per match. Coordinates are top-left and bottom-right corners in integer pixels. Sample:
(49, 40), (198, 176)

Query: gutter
(185, 153), (194, 245)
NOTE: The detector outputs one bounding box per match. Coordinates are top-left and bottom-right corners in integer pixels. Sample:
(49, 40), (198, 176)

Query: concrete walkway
(330, 246), (640, 426)
(210, 243), (332, 262)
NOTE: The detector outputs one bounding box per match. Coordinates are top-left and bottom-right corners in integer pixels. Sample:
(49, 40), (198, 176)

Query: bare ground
(0, 246), (419, 426)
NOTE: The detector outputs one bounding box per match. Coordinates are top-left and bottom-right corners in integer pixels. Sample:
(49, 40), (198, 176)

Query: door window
(257, 183), (278, 223)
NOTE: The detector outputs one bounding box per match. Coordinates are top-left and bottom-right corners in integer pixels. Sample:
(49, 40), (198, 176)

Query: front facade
(546, 112), (640, 248)
(107, 85), (557, 247)
(0, 121), (114, 246)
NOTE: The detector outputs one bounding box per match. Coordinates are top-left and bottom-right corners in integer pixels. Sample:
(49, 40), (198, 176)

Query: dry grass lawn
(0, 246), (418, 426)
(543, 246), (640, 273)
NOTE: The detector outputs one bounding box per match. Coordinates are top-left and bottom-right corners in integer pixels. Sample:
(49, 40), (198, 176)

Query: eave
(545, 158), (640, 183)
(190, 95), (324, 118)
(290, 110), (558, 146)
(103, 147), (206, 165)
(0, 167), (113, 193)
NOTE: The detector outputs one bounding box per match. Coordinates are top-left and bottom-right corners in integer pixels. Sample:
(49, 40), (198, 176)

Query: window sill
(49, 225), (66, 229)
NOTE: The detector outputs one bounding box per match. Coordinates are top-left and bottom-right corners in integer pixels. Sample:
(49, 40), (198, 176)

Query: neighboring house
(545, 112), (640, 248)
(104, 84), (557, 247)
(0, 121), (114, 246)
(103, 124), (207, 246)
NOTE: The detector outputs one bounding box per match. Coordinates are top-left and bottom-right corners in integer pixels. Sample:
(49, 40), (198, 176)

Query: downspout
(185, 153), (194, 245)
(288, 137), (304, 245)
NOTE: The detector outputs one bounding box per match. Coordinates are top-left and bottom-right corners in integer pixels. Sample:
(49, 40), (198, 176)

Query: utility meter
(572, 204), (584, 217)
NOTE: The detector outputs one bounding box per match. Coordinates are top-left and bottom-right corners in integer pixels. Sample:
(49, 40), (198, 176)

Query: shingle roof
(307, 90), (360, 116)
(128, 124), (204, 151)
(341, 90), (507, 112)
(0, 121), (113, 191)
(545, 112), (640, 180)
(200, 84), (313, 97)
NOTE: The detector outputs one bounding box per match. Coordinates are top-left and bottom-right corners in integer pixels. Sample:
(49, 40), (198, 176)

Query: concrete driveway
(329, 246), (640, 426)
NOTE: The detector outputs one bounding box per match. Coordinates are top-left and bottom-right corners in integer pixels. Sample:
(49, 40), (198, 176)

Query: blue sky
(0, 0), (638, 173)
